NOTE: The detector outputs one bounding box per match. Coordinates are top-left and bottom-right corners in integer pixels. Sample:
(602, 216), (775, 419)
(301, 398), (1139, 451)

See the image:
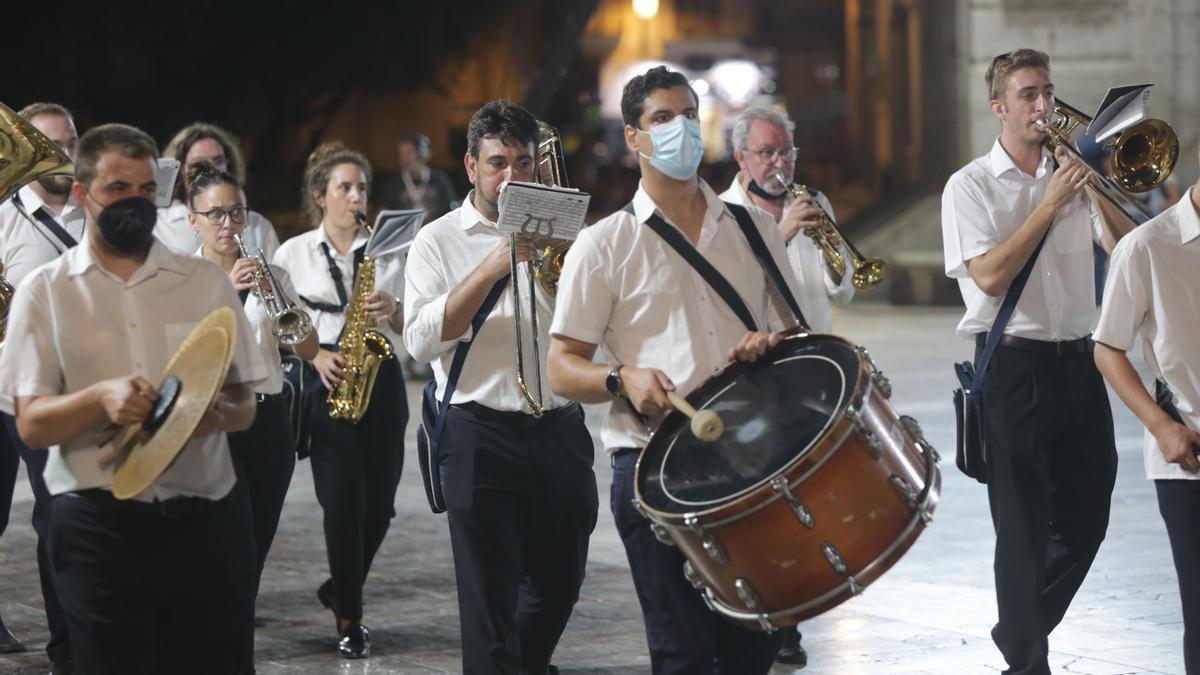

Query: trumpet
(233, 234), (313, 345)
(1036, 98), (1179, 223)
(766, 170), (886, 290)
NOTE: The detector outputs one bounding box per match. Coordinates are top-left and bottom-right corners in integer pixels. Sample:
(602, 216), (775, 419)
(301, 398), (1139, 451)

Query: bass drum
(634, 332), (940, 630)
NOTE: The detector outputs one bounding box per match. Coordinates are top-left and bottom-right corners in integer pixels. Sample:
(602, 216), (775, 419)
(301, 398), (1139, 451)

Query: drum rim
(635, 332), (871, 523)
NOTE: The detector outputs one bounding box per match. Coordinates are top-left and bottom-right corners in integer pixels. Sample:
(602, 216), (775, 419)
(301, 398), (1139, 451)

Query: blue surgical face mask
(638, 115), (704, 180)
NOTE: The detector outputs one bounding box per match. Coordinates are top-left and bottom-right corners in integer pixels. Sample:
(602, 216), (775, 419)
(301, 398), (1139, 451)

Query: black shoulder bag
(417, 275), (509, 513)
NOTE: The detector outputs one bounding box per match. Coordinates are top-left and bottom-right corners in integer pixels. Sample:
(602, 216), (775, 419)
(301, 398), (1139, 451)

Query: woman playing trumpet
(187, 161), (318, 600)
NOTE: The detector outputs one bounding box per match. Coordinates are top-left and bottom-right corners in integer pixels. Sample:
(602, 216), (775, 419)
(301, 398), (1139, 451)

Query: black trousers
(229, 393), (296, 583)
(441, 402), (598, 675)
(611, 450), (783, 675)
(1156, 479), (1200, 674)
(980, 341), (1117, 675)
(0, 414), (15, 536)
(308, 357), (406, 621)
(3, 413), (71, 664)
(48, 488), (256, 675)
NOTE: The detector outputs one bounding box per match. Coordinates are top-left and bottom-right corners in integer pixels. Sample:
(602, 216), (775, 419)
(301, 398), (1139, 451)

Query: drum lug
(821, 541), (849, 576)
(901, 414), (941, 463)
(851, 412), (883, 460)
(848, 576), (865, 596)
(735, 577), (763, 611)
(857, 346), (892, 398)
(683, 560), (705, 589)
(685, 513), (729, 564)
(770, 476), (815, 528)
(889, 474), (918, 510)
(650, 523), (675, 546)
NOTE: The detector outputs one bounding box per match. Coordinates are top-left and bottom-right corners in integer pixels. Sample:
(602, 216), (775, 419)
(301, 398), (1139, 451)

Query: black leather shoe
(316, 579), (340, 632)
(338, 623), (369, 659)
(776, 629), (807, 667)
(0, 613), (24, 654)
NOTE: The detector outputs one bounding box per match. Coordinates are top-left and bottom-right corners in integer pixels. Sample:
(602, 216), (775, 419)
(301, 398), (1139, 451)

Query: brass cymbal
(110, 307), (237, 500)
(0, 101), (74, 203)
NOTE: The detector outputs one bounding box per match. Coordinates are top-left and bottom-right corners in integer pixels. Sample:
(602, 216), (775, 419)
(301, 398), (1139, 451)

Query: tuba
(510, 122), (573, 417)
(326, 212), (396, 423)
(0, 101), (75, 348)
(766, 170), (886, 290)
(1037, 98), (1179, 223)
(233, 234), (313, 345)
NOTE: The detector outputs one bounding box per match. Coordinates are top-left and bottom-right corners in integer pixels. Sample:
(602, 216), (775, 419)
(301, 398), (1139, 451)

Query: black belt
(452, 401), (580, 428)
(611, 446), (640, 467)
(256, 391), (286, 404)
(67, 488), (220, 519)
(976, 333), (1092, 356)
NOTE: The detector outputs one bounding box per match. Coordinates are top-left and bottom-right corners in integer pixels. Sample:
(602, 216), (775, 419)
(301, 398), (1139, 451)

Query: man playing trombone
(720, 106), (854, 336)
(403, 100), (597, 675)
(940, 48), (1133, 674)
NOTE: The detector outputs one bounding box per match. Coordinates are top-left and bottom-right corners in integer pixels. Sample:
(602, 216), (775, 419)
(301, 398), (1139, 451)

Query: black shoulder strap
(636, 205), (758, 332)
(12, 193), (78, 250)
(723, 202), (810, 330)
(431, 275), (511, 438)
(318, 242), (350, 308)
(971, 233), (1048, 389)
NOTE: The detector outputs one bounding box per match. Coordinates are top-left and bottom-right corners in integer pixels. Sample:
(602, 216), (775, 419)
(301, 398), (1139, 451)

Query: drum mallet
(667, 392), (724, 442)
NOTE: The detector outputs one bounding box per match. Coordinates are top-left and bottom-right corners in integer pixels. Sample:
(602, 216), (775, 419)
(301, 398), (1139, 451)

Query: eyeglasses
(747, 146), (798, 163)
(991, 52), (1011, 68)
(194, 206), (248, 225)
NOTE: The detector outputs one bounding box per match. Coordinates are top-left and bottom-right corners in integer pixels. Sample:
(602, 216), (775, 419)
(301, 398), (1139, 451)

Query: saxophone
(327, 214), (395, 423)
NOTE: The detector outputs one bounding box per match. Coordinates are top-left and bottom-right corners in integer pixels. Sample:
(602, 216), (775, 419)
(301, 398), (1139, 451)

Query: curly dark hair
(185, 160), (242, 209)
(163, 123), (247, 203)
(620, 65), (697, 128)
(300, 142), (372, 226)
(466, 100), (539, 159)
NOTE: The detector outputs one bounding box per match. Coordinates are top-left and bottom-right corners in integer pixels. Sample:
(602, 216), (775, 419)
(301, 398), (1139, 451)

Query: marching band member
(721, 106), (853, 336)
(1094, 163), (1200, 674)
(0, 101), (83, 669)
(271, 143), (406, 659)
(403, 100), (598, 675)
(547, 65), (812, 675)
(157, 122), (280, 259)
(187, 161), (318, 590)
(0, 122), (268, 674)
(940, 48), (1131, 674)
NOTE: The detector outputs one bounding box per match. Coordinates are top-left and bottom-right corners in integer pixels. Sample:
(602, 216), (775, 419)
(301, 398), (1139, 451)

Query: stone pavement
(0, 303), (1185, 674)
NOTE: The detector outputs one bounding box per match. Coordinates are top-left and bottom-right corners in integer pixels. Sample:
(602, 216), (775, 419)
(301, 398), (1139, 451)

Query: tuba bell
(0, 101), (75, 349)
(1037, 98), (1179, 223)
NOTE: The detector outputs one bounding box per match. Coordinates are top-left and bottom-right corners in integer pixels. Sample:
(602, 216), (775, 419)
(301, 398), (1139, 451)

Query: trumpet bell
(0, 101), (74, 203)
(1112, 118), (1178, 193)
(274, 308), (314, 346)
(851, 258), (888, 291)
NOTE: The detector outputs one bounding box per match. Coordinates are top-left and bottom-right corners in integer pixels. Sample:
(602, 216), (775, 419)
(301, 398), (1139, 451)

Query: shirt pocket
(164, 322), (200, 359)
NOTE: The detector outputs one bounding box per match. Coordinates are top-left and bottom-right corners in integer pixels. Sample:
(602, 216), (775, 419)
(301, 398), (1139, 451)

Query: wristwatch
(605, 365), (624, 397)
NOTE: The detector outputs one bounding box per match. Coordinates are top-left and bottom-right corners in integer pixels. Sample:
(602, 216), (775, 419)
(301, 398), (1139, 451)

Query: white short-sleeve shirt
(1094, 188), (1200, 481)
(942, 138), (1103, 340)
(403, 193), (568, 413)
(156, 199), (280, 261)
(549, 179), (809, 452)
(719, 172), (854, 333)
(271, 224), (404, 348)
(0, 185), (87, 287)
(0, 239), (271, 501)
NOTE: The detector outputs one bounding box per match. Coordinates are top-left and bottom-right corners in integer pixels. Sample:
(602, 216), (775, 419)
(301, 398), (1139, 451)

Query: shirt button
(134, 362), (143, 369)
(129, 322), (137, 329)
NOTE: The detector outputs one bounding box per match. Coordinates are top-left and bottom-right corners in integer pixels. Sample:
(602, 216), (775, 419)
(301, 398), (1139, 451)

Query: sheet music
(154, 158), (180, 208)
(1089, 84), (1153, 142)
(368, 208), (423, 257)
(497, 181), (591, 241)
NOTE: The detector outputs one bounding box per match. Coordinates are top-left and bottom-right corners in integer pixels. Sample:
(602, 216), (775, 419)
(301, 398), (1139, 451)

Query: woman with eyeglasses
(187, 161), (318, 652)
(271, 143), (407, 660)
(159, 122), (280, 259)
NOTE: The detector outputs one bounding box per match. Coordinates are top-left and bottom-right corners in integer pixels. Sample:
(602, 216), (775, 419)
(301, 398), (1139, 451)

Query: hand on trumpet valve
(228, 258), (261, 292)
(727, 331), (782, 364)
(778, 194), (828, 244)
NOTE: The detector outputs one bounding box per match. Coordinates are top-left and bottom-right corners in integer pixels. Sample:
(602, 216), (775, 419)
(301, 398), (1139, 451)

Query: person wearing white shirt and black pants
(548, 66), (813, 675)
(1094, 168), (1200, 674)
(404, 100), (598, 675)
(156, 122), (280, 260)
(272, 143), (406, 660)
(0, 123), (269, 674)
(186, 162), (319, 593)
(941, 49), (1132, 675)
(0, 101), (83, 669)
(720, 106), (853, 336)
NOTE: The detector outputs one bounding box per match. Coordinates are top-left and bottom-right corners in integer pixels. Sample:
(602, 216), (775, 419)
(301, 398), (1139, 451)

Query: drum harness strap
(627, 201), (810, 330)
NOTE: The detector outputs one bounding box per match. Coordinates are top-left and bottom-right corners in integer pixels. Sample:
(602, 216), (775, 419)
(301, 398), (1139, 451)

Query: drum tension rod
(850, 410), (883, 460)
(685, 513), (729, 564)
(770, 476), (816, 528)
(821, 541), (864, 595)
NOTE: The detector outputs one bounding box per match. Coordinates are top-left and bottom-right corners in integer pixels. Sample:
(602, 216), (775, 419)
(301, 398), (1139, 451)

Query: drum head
(638, 336), (861, 515)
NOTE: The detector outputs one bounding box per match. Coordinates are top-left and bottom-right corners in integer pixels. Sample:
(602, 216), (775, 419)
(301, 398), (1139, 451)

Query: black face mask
(747, 177), (786, 200)
(95, 196), (157, 255)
